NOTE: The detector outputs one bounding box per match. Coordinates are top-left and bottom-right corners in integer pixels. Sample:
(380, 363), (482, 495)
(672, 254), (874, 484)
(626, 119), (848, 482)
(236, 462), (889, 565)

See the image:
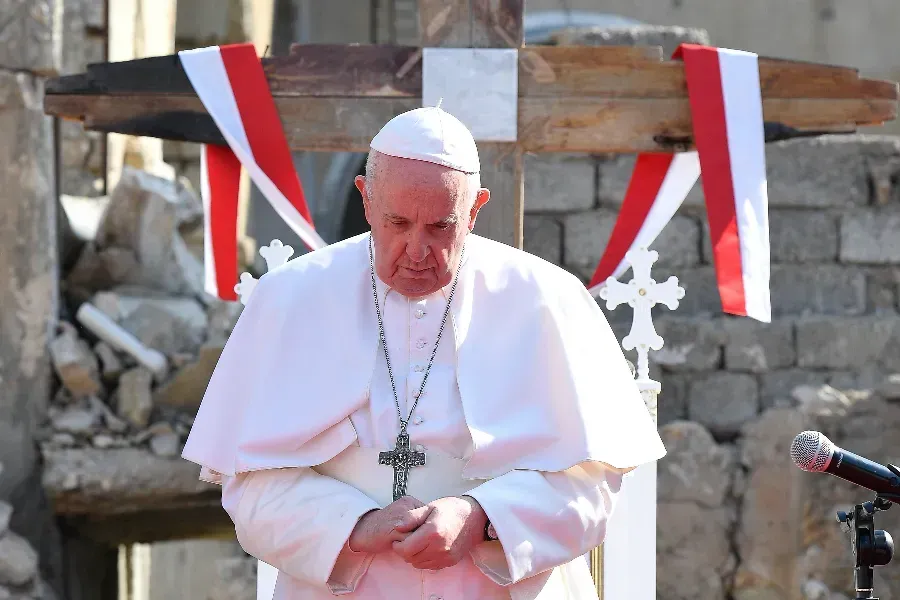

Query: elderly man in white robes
(182, 105), (666, 599)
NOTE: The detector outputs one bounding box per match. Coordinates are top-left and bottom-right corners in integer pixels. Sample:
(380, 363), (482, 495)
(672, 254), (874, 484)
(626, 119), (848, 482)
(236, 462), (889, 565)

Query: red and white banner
(589, 44), (771, 323)
(179, 43), (327, 301)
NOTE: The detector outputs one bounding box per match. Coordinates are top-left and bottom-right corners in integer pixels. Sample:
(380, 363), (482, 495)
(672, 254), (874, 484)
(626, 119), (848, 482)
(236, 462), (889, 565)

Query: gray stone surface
(93, 168), (205, 298)
(753, 210), (838, 263)
(0, 532), (38, 586)
(688, 373), (760, 437)
(657, 372), (689, 425)
(209, 557), (256, 600)
(841, 208), (900, 264)
(0, 1), (61, 73)
(724, 320), (795, 372)
(94, 291), (209, 356)
(0, 61), (59, 581)
(563, 210), (699, 270)
(733, 408), (812, 600)
(796, 317), (900, 370)
(665, 267), (723, 316)
(523, 215), (562, 265)
(866, 267), (900, 313)
(770, 265), (866, 316)
(759, 369), (839, 410)
(658, 422), (735, 508)
(652, 318), (724, 371)
(766, 136), (892, 207)
(48, 323), (101, 400)
(116, 368), (155, 428)
(523, 154), (594, 212)
(41, 447), (218, 516)
(656, 421), (735, 600)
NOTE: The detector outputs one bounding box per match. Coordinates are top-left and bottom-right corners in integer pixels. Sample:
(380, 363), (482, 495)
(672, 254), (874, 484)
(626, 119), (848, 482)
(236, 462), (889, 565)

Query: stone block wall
(60, 0), (107, 197)
(523, 135), (900, 598)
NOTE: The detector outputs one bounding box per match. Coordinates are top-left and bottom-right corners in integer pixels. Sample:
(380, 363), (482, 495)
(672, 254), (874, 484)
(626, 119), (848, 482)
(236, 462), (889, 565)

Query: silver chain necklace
(369, 234), (464, 500)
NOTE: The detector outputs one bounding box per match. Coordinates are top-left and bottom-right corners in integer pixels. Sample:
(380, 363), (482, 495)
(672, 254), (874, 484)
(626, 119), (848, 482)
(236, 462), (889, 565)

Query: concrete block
(770, 266), (866, 317)
(563, 210), (699, 270)
(688, 372), (760, 438)
(841, 208), (900, 264)
(796, 317), (900, 370)
(523, 215), (562, 265)
(652, 317), (725, 371)
(724, 319), (795, 372)
(764, 210), (838, 263)
(765, 137), (885, 207)
(524, 153), (594, 212)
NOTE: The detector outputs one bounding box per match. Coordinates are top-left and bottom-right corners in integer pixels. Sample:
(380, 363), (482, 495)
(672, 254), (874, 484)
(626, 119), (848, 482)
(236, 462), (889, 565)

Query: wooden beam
(48, 46), (898, 101)
(416, 0), (526, 248)
(46, 92), (890, 154)
(44, 46), (898, 157)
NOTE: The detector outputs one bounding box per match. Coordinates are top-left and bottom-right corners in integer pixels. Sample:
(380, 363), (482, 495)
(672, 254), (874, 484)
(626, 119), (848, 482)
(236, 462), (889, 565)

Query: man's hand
(391, 495), (488, 570)
(348, 496), (431, 554)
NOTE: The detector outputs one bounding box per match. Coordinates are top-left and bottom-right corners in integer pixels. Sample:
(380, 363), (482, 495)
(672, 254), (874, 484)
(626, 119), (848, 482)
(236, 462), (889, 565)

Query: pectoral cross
(379, 431), (426, 502)
(599, 247), (685, 381)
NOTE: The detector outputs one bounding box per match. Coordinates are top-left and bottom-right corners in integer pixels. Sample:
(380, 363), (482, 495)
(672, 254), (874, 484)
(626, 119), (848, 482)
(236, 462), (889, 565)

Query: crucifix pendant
(378, 431), (426, 501)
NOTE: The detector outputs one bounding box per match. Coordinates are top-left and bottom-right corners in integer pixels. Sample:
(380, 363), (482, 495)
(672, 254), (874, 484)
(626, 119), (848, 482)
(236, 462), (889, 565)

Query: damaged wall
(0, 0), (64, 597)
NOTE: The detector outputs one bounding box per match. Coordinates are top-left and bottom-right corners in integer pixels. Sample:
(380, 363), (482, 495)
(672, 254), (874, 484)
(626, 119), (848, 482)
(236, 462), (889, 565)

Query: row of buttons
(411, 302), (431, 458)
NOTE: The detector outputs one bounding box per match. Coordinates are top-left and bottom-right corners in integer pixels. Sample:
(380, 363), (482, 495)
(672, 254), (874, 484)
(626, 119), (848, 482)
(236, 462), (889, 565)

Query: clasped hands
(347, 495), (488, 570)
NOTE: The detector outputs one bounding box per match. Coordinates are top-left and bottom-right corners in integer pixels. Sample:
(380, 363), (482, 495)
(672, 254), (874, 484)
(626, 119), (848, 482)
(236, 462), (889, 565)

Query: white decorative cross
(598, 247), (685, 382)
(597, 245), (684, 600)
(234, 240), (295, 305)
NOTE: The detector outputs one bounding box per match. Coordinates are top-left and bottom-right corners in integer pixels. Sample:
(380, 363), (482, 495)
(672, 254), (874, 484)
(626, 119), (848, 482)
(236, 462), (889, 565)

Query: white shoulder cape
(182, 232), (666, 483)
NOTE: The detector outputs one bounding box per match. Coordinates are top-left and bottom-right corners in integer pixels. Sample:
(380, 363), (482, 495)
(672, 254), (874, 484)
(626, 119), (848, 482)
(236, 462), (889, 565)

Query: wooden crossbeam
(44, 45), (898, 155)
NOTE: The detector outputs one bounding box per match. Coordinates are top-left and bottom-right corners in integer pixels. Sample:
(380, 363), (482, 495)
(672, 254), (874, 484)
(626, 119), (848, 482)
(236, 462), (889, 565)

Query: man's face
(355, 154), (489, 298)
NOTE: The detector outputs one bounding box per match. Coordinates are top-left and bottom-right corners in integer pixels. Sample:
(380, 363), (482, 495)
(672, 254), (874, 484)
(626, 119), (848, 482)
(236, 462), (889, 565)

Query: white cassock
(182, 232), (666, 599)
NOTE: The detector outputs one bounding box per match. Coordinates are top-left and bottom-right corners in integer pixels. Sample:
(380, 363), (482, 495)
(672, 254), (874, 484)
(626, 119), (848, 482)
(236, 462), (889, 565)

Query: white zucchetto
(369, 103), (480, 174)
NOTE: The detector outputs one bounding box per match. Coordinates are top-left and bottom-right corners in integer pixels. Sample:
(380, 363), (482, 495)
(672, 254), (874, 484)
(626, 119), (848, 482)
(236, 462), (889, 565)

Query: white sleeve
(465, 461), (624, 585)
(221, 467), (380, 594)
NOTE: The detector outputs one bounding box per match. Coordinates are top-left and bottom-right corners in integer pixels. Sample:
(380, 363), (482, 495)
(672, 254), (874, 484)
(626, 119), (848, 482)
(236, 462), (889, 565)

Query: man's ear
(355, 176), (373, 225)
(468, 188), (491, 231)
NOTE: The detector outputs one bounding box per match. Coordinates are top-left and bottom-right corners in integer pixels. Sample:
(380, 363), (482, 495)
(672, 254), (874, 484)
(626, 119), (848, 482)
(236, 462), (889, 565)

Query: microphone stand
(837, 488), (898, 599)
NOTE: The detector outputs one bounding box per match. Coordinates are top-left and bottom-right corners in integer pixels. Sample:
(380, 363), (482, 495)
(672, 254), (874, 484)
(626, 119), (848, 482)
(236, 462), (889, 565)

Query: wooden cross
(42, 3), (900, 598)
(599, 247), (684, 383)
(379, 431), (427, 502)
(43, 0), (898, 250)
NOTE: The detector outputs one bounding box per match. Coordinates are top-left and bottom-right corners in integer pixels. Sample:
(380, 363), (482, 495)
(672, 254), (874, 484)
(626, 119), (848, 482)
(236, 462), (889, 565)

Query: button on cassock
(416, 339), (426, 349)
(415, 309), (425, 319)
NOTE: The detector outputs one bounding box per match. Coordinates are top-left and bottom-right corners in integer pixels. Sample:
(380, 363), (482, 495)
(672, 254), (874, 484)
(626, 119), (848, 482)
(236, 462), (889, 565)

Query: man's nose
(406, 231), (430, 263)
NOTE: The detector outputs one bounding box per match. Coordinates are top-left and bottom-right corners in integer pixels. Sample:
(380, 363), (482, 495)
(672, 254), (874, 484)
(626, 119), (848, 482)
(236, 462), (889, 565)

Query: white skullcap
(370, 103), (480, 174)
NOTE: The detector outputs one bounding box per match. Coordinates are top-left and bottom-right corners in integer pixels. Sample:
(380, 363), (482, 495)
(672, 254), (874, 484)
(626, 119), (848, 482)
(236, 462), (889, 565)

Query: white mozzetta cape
(182, 232), (666, 482)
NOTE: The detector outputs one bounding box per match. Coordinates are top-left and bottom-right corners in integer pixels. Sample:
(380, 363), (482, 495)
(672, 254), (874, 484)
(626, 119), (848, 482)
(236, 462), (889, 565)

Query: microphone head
(790, 430), (835, 472)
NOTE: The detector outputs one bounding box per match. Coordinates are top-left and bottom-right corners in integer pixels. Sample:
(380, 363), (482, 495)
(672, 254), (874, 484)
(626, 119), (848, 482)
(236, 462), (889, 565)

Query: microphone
(790, 431), (900, 500)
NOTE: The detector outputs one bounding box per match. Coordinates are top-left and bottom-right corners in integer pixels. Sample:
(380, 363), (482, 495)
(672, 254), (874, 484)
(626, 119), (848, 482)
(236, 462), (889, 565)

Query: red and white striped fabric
(179, 43), (327, 301)
(588, 44), (771, 323)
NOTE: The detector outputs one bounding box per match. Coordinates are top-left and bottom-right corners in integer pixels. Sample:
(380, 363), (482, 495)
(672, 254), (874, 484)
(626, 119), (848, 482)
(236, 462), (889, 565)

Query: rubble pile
(43, 168), (245, 458)
(0, 464), (55, 600)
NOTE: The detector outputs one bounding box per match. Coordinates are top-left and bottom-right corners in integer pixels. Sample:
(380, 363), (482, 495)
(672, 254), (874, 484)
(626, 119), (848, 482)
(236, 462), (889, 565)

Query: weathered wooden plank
(519, 97), (895, 153)
(45, 92), (894, 154)
(519, 48), (899, 100)
(46, 46), (898, 104)
(273, 44), (422, 96)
